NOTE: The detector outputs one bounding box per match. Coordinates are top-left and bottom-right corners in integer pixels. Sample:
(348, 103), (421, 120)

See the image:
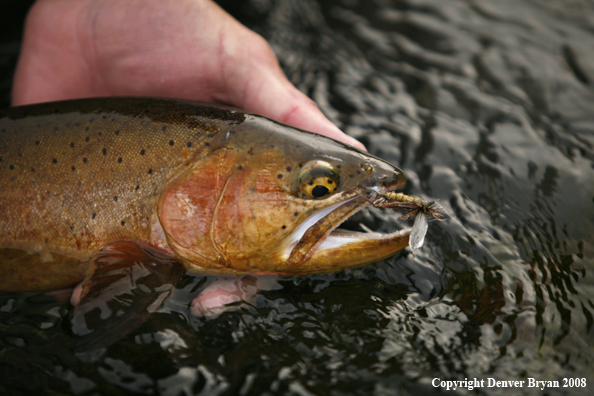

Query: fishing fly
(372, 191), (445, 250)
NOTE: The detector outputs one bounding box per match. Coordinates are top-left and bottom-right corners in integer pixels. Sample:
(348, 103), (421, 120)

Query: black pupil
(312, 185), (330, 198)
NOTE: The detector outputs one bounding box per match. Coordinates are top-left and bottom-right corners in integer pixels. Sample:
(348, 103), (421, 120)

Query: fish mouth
(283, 189), (410, 272)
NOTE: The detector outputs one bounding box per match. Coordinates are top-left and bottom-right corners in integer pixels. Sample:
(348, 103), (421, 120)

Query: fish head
(158, 116), (410, 275)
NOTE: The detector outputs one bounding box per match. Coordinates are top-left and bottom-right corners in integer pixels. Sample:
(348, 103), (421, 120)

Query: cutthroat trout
(0, 97), (410, 305)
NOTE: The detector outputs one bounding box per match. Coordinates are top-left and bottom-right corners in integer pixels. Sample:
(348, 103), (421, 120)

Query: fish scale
(1, 100), (222, 259)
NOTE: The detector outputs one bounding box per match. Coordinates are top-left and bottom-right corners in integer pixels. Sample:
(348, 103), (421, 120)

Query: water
(1, 0), (593, 394)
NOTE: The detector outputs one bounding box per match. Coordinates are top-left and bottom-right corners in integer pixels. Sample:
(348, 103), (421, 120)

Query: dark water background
(1, 0), (594, 395)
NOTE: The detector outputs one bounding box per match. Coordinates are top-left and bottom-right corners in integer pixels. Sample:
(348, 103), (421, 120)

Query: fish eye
(298, 160), (340, 199)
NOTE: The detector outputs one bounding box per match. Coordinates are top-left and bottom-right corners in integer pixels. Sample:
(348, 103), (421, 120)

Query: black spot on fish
(102, 148), (107, 155)
(337, 165), (341, 169)
(45, 239), (49, 244)
(356, 170), (361, 174)
(282, 225), (286, 229)
(18, 153), (22, 157)
(9, 165), (14, 170)
(118, 157), (123, 163)
(83, 158), (88, 163)
(115, 130), (120, 135)
(349, 174), (354, 178)
(52, 158), (57, 164)
(270, 145), (275, 148)
(135, 185), (140, 191)
(85, 136), (90, 142)
(169, 140), (174, 146)
(294, 212), (299, 216)
(205, 142), (211, 147)
(0, 157), (2, 162)
(70, 142), (75, 148)
(207, 134), (214, 138)
(162, 126), (167, 132)
(286, 166), (291, 171)
(90, 118), (94, 123)
(70, 226), (74, 230)
(114, 196), (118, 202)
(277, 174), (283, 179)
(140, 149), (145, 155)
(85, 127), (89, 131)
(92, 213), (96, 219)
(31, 168), (35, 172)
(72, 166), (76, 171)
(238, 165), (243, 170)
(231, 130), (236, 134)
(121, 221), (125, 226)
(35, 140), (40, 146)
(187, 142), (192, 148)
(148, 169), (153, 174)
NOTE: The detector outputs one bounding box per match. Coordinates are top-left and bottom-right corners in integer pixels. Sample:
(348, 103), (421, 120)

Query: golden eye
(303, 176), (337, 198)
(298, 160), (339, 199)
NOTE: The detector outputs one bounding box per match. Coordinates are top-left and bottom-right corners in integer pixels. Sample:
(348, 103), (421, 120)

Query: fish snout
(367, 167), (406, 192)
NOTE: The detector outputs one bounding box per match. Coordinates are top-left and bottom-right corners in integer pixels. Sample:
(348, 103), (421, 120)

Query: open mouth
(284, 189), (410, 268)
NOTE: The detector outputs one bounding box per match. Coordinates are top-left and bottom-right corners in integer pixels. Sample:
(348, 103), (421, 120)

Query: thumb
(215, 28), (366, 151)
(246, 77), (367, 151)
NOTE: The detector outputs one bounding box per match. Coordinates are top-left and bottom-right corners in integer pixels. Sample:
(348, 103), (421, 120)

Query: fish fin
(71, 241), (184, 351)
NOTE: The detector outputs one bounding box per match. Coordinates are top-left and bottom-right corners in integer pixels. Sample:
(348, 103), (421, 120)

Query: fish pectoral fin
(71, 241), (185, 351)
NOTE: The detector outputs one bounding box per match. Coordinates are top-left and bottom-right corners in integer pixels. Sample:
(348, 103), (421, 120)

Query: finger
(214, 29), (367, 151)
(70, 282), (83, 306)
(191, 276), (257, 317)
(190, 275), (278, 317)
(246, 80), (367, 151)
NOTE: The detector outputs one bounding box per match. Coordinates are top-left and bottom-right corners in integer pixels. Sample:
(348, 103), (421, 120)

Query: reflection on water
(1, 0), (593, 394)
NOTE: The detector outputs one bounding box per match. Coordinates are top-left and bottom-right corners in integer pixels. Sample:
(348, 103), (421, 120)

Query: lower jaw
(281, 227), (411, 274)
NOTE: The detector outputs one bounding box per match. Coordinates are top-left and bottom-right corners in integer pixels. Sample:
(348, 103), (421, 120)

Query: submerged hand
(13, 0), (365, 150)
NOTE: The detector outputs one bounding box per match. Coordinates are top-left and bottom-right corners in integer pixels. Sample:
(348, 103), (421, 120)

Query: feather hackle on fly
(371, 192), (445, 250)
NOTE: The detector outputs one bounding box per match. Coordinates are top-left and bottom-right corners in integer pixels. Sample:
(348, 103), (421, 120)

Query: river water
(1, 0), (593, 395)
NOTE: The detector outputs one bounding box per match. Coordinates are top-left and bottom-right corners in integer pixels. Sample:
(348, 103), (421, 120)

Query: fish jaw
(270, 196), (411, 274)
(290, 228), (411, 274)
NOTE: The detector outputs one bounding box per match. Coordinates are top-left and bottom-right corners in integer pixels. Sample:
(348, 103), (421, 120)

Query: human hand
(12, 0), (365, 150)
